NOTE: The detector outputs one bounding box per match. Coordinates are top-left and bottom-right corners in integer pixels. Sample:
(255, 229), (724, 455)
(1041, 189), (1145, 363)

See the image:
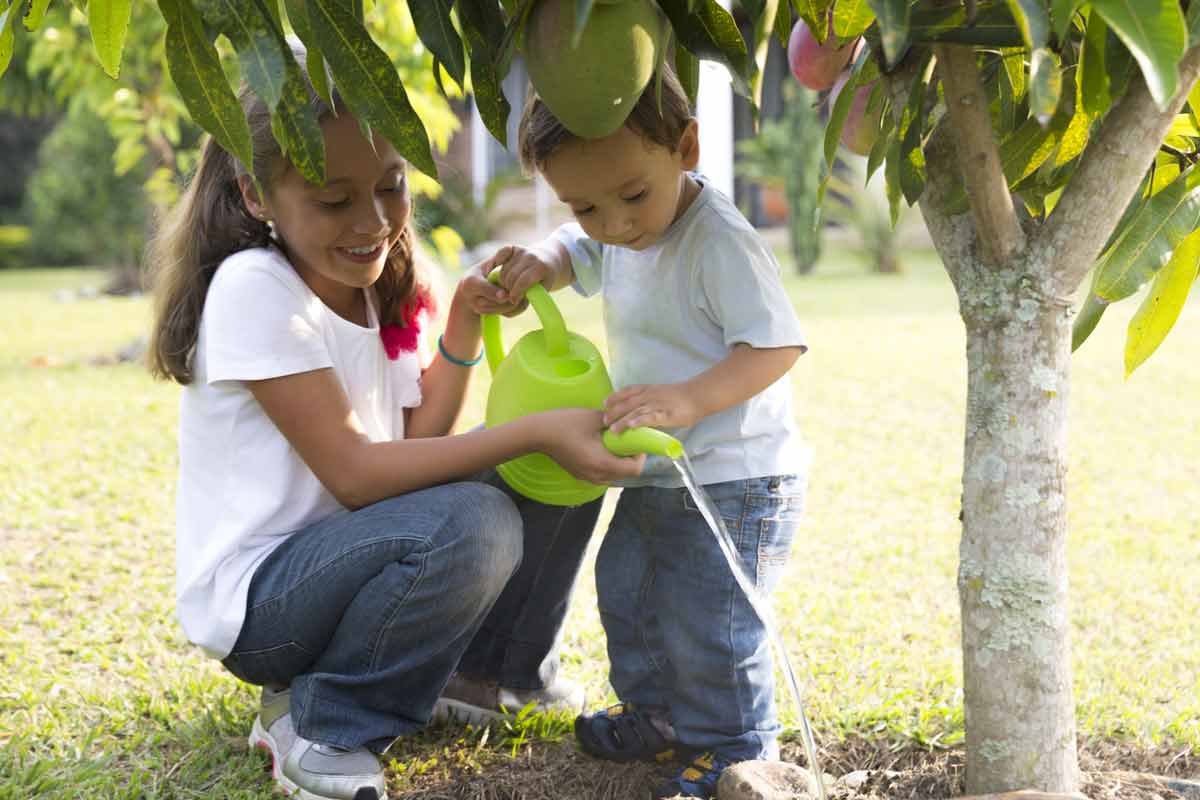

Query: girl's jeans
(220, 471), (602, 752)
(598, 474), (806, 762)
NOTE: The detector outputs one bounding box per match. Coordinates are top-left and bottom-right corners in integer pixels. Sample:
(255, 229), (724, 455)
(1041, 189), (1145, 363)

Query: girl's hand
(490, 244), (560, 301)
(537, 408), (645, 483)
(604, 383), (702, 434)
(458, 259), (527, 317)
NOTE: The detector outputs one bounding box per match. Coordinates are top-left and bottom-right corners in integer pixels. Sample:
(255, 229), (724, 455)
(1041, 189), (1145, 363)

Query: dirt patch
(386, 735), (1196, 800)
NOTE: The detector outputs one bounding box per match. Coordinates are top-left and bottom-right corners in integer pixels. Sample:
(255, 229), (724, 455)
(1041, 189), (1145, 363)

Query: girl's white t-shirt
(174, 246), (425, 658)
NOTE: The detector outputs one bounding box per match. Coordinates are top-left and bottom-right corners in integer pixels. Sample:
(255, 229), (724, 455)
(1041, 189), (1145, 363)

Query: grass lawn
(1, 252), (1197, 799)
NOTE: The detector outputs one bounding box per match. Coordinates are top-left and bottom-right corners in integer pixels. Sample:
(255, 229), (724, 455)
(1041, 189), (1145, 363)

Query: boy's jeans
(597, 474), (806, 762)
(221, 472), (602, 752)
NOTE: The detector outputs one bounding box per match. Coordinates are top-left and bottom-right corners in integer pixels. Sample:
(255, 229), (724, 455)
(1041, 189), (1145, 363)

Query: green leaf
(675, 41), (700, 105)
(88, 0), (133, 78)
(197, 0), (288, 111)
(884, 126), (903, 226)
(1090, 0), (1186, 109)
(573, 0), (595, 46)
(832, 0), (874, 40)
(1124, 226), (1200, 375)
(270, 56), (326, 184)
(457, 0), (511, 147)
(1188, 76), (1200, 129)
(908, 1), (1024, 46)
(749, 0), (780, 114)
(1093, 163), (1200, 302)
(309, 0), (437, 176)
(896, 52), (933, 204)
(1071, 290), (1108, 350)
(0, 1), (14, 79)
(866, 105), (894, 181)
(793, 0), (832, 43)
(496, 0), (534, 79)
(1053, 90), (1092, 166)
(773, 0), (792, 48)
(1187, 0), (1200, 47)
(659, 0), (752, 97)
(822, 46), (873, 176)
(866, 0), (908, 67)
(1078, 9), (1112, 118)
(159, 0), (255, 175)
(24, 0), (52, 31)
(1029, 47), (1062, 125)
(1005, 0), (1049, 50)
(282, 0), (334, 108)
(1050, 0), (1080, 40)
(409, 0), (466, 89)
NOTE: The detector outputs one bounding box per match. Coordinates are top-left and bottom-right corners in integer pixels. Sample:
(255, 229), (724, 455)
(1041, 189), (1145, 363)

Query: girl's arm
(603, 344), (803, 433)
(403, 279), (482, 439)
(247, 369), (643, 509)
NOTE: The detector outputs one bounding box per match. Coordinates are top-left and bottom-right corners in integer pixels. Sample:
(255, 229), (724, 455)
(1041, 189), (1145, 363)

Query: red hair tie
(380, 290), (436, 360)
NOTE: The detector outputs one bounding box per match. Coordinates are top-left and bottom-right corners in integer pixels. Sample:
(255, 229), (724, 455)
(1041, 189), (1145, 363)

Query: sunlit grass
(2, 252), (1197, 798)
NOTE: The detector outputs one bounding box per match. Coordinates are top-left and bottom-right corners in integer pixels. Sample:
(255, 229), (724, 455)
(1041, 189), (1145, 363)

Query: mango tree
(788, 1), (1200, 793)
(3, 0), (1197, 795)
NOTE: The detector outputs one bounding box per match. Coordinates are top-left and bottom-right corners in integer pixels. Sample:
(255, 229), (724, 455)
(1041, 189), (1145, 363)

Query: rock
(839, 769), (871, 791)
(953, 792), (1087, 800)
(717, 760), (819, 800)
(1167, 779), (1200, 800)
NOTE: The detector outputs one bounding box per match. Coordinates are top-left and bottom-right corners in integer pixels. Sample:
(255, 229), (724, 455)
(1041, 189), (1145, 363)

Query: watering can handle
(481, 267), (570, 373)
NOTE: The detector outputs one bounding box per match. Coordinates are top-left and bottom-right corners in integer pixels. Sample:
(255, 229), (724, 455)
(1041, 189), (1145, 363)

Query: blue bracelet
(438, 334), (483, 367)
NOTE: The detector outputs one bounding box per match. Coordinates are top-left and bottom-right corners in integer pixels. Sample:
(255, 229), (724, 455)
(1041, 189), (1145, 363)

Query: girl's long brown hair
(147, 48), (428, 384)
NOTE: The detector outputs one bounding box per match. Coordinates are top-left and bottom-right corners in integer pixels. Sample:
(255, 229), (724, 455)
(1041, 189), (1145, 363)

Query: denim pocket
(222, 640), (314, 688)
(680, 483), (745, 533)
(751, 477), (805, 590)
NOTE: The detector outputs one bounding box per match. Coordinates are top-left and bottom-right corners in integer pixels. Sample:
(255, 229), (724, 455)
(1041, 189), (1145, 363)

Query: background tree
(4, 0), (1198, 795)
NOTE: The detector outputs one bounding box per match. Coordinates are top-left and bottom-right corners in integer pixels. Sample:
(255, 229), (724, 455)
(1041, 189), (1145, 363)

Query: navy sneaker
(574, 703), (681, 764)
(652, 751), (735, 799)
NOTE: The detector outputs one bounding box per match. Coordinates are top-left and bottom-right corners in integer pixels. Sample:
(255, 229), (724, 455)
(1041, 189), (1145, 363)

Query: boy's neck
(671, 173), (702, 227)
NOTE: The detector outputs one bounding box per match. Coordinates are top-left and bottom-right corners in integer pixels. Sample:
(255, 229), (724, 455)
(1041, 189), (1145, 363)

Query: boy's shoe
(652, 751), (735, 799)
(574, 703), (681, 764)
(248, 687), (387, 800)
(431, 672), (586, 725)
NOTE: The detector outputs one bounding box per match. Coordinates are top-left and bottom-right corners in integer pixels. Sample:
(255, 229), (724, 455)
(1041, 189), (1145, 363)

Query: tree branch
(1040, 44), (1200, 296)
(934, 43), (1025, 266)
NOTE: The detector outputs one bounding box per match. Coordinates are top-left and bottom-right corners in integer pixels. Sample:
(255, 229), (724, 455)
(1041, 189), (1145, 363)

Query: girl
(147, 54), (643, 800)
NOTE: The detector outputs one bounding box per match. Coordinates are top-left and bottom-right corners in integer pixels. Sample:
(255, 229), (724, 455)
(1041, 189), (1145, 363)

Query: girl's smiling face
(240, 112), (410, 322)
(541, 120), (700, 251)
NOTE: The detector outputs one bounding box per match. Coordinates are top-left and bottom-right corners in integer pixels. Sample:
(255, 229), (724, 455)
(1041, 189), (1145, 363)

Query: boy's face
(541, 120), (700, 251)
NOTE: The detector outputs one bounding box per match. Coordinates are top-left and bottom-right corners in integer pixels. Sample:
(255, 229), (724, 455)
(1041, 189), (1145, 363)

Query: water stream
(671, 452), (827, 800)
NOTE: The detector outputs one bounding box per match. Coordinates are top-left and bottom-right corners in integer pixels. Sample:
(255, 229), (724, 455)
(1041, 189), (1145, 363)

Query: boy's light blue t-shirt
(550, 177), (810, 488)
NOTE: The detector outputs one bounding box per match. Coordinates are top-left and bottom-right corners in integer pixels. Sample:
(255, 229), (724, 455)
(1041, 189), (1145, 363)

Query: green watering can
(482, 270), (682, 506)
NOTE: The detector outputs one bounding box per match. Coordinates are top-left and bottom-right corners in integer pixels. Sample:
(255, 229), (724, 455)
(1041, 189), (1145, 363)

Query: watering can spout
(603, 427), (683, 459)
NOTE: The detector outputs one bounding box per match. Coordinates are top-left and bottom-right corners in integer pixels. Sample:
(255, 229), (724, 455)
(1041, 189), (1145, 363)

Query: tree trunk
(957, 265), (1078, 794)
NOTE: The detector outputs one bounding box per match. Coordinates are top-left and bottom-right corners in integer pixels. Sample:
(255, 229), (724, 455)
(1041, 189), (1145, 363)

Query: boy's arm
(604, 343), (803, 433)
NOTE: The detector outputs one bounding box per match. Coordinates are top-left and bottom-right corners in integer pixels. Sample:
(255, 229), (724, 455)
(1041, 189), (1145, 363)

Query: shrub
(0, 225), (31, 269)
(22, 108), (149, 269)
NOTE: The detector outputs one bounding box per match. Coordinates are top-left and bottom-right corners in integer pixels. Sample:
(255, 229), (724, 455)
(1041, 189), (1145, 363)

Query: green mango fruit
(522, 0), (667, 139)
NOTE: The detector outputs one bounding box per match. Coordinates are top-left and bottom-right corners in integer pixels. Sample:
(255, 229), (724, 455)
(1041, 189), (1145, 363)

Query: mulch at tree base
(387, 735), (1196, 800)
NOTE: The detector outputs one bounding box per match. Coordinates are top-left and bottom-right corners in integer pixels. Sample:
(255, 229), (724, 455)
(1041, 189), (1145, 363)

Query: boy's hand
(489, 243), (561, 301)
(603, 383), (703, 434)
(457, 259), (527, 317)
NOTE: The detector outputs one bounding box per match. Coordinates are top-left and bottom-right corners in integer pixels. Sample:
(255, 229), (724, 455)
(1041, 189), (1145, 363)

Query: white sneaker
(431, 672), (586, 725)
(248, 688), (387, 800)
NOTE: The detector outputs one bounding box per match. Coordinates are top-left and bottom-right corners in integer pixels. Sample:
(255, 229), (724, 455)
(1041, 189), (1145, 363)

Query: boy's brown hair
(518, 63), (694, 172)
